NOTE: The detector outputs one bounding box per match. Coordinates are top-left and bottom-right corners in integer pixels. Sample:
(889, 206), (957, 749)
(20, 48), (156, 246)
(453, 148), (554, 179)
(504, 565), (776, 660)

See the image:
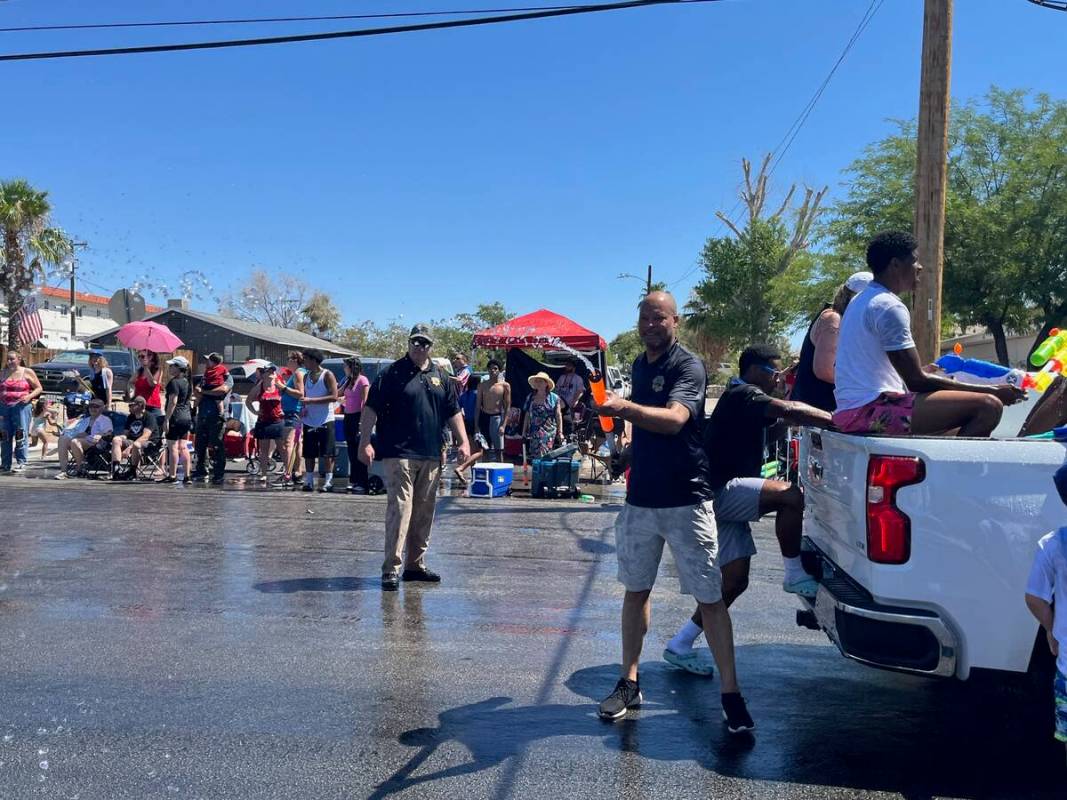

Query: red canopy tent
(471, 308), (607, 352)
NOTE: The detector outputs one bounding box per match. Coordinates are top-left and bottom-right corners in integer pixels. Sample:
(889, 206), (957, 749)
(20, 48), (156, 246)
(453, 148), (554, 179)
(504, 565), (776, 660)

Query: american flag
(14, 296), (43, 347)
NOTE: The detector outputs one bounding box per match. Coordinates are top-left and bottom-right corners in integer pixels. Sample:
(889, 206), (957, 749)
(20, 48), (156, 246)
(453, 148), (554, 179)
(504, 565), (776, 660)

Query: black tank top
(790, 306), (837, 412)
(90, 370), (109, 403)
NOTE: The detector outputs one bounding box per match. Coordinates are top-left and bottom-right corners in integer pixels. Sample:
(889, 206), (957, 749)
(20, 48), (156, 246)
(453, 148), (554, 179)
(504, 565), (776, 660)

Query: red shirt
(257, 384), (283, 424)
(133, 372), (162, 409)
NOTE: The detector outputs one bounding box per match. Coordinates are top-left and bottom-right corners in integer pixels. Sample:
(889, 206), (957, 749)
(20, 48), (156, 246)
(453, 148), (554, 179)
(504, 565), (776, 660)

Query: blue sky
(2, 0), (1064, 344)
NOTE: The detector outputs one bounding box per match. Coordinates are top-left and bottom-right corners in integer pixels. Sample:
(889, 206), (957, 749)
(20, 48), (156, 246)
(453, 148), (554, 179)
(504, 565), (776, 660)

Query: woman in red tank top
(2, 350), (43, 472)
(245, 364), (285, 483)
(130, 352), (164, 420)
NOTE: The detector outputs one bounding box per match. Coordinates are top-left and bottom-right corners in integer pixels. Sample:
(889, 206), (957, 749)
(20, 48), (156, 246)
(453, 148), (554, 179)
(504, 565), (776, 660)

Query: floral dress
(525, 392), (560, 458)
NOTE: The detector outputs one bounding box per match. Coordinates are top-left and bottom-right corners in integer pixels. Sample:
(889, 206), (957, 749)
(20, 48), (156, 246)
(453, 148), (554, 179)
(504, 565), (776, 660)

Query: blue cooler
(470, 462), (513, 498)
(531, 456), (580, 499)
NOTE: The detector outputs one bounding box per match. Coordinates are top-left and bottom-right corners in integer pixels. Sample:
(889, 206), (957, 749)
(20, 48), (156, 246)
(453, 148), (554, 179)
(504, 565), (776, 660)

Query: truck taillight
(866, 455), (925, 565)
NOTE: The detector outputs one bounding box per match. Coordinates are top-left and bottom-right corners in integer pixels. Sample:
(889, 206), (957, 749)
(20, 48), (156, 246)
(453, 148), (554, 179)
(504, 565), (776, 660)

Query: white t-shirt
(86, 415), (114, 443)
(1026, 528), (1067, 675)
(833, 282), (915, 411)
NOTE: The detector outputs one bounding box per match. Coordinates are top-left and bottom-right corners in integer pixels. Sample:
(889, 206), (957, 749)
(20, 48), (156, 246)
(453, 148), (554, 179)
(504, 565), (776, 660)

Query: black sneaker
(401, 568), (441, 583)
(598, 678), (642, 720)
(381, 574), (400, 591)
(721, 692), (755, 734)
(190, 473), (207, 483)
(302, 483), (314, 493)
(210, 476), (225, 486)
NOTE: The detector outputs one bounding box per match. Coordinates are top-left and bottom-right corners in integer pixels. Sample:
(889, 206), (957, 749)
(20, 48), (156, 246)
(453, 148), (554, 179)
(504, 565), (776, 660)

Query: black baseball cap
(409, 323), (434, 344)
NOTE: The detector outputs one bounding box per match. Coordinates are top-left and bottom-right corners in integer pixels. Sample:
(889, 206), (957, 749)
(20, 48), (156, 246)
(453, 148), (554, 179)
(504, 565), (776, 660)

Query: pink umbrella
(116, 320), (184, 353)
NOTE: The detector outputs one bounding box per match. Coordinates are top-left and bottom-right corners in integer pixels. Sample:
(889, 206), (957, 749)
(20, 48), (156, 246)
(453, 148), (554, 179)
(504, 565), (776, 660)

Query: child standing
(1025, 462), (1067, 763)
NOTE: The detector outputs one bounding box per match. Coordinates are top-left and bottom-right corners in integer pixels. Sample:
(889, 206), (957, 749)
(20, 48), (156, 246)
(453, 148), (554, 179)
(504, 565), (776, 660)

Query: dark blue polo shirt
(627, 341), (712, 508)
(366, 355), (460, 460)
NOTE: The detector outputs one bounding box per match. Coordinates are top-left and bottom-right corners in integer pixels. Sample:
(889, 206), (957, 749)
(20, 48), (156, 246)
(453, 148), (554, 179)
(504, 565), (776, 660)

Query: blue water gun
(935, 354), (1033, 389)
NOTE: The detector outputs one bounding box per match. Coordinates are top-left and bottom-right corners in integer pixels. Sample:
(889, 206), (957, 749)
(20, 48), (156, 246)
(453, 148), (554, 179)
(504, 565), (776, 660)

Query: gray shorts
(714, 477), (765, 566)
(614, 500), (723, 604)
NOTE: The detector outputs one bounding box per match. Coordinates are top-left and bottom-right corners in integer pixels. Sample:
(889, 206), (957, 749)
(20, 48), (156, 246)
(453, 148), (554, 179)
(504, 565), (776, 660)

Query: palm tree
(0, 179), (73, 349)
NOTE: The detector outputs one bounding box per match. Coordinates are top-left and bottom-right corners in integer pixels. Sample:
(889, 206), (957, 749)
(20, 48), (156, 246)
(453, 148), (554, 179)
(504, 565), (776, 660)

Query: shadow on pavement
(372, 645), (1064, 800)
(252, 576), (377, 593)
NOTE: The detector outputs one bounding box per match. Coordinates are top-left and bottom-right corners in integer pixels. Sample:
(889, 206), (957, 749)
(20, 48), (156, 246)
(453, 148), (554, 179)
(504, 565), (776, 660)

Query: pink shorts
(832, 392), (916, 435)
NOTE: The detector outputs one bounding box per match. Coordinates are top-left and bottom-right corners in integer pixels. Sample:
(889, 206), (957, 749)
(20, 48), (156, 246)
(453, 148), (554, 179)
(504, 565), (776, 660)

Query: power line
(669, 0), (884, 289)
(765, 0), (884, 179)
(0, 0), (718, 62)
(0, 5), (626, 33)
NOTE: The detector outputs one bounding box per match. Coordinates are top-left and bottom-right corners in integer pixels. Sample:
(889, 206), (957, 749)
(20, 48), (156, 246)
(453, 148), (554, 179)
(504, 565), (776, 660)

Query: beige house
(940, 326), (1038, 367)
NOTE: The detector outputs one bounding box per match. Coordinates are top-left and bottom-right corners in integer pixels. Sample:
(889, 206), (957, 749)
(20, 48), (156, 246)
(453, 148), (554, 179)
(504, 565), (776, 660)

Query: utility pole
(646, 264), (652, 295)
(912, 0), (953, 363)
(68, 241), (88, 340)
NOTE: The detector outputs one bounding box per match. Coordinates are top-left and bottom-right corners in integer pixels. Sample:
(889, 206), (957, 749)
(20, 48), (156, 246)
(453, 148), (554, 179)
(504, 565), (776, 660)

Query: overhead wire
(669, 0), (885, 290)
(0, 0), (719, 62)
(0, 5), (626, 33)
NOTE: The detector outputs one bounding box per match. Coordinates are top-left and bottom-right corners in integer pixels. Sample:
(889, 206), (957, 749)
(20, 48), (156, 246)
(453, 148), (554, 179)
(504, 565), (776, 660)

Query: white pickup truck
(797, 425), (1064, 683)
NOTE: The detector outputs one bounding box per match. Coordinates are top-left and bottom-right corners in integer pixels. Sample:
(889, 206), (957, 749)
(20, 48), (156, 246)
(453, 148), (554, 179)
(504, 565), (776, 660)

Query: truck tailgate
(801, 429), (1065, 675)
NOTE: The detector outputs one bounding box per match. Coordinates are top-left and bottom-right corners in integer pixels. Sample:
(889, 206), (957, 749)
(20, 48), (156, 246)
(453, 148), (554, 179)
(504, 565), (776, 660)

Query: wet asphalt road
(1, 473), (1063, 799)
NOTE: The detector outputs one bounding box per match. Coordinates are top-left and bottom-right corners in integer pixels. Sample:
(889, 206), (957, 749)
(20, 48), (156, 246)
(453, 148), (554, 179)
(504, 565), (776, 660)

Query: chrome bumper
(801, 543), (958, 678)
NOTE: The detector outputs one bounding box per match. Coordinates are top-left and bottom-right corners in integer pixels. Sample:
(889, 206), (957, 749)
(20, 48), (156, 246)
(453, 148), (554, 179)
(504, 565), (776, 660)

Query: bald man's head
(639, 291), (678, 316)
(638, 291), (680, 355)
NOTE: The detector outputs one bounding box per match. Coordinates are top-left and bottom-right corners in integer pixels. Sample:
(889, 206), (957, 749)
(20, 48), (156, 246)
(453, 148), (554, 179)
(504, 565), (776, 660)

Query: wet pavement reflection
(0, 476), (1062, 799)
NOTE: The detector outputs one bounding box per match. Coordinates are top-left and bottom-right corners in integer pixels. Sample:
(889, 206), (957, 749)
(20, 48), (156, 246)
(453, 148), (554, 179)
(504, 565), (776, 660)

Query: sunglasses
(411, 339), (432, 348)
(758, 364), (783, 378)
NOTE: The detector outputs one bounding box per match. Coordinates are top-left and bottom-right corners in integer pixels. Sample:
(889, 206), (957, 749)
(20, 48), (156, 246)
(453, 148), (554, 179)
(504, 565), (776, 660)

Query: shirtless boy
(476, 359), (511, 456)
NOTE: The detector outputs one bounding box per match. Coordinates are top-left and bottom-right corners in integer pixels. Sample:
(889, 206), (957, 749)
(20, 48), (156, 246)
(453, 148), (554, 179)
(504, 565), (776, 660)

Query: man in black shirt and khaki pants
(592, 292), (754, 734)
(360, 324), (470, 592)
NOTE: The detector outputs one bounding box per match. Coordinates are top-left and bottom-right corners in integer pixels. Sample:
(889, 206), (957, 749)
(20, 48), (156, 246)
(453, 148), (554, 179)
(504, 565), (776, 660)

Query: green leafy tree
(609, 328), (643, 370)
(687, 156), (827, 351)
(0, 179), (73, 349)
(336, 319), (410, 358)
(298, 292), (342, 340)
(335, 302), (515, 365)
(828, 88), (1067, 364)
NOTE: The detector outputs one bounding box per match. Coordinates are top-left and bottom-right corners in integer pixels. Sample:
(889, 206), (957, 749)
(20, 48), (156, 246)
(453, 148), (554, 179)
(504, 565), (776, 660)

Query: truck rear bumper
(801, 539), (958, 678)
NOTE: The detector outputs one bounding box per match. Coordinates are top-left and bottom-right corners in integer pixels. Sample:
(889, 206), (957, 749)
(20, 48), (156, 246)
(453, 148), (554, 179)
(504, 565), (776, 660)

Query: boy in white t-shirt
(832, 231), (1025, 437)
(1025, 463), (1067, 760)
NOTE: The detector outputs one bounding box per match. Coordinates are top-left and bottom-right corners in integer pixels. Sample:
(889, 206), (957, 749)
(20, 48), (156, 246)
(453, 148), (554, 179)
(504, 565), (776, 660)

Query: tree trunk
(2, 232), (25, 350)
(986, 318), (1009, 366)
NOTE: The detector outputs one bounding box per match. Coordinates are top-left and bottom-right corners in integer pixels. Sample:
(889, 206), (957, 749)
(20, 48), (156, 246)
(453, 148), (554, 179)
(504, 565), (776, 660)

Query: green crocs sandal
(662, 647), (715, 677)
(783, 576), (819, 599)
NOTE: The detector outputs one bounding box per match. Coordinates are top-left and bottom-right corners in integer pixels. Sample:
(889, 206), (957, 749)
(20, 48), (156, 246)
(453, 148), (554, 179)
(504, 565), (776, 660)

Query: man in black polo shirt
(359, 323), (470, 592)
(663, 344), (832, 675)
(592, 291), (753, 734)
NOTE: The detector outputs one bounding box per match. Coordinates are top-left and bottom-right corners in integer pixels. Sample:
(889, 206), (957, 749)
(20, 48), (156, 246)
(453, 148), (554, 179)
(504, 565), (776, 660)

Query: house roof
(37, 285), (164, 313)
(92, 306), (355, 355)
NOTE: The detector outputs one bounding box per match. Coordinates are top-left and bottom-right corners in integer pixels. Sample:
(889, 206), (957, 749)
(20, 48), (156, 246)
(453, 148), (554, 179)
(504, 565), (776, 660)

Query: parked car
(796, 426), (1062, 685)
(606, 365), (630, 400)
(32, 348), (135, 397)
(321, 357), (395, 389)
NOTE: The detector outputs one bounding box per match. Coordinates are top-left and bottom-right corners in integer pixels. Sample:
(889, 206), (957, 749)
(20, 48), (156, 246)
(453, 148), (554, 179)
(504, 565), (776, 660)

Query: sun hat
(166, 355), (189, 368)
(845, 271), (874, 293)
(527, 371), (556, 391)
